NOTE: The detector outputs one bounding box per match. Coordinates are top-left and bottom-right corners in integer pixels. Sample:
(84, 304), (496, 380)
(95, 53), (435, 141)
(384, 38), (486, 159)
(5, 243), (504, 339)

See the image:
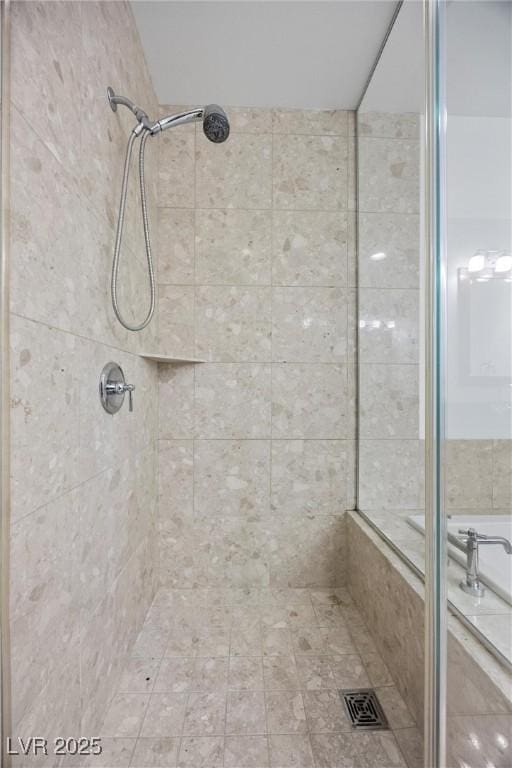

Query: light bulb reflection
(496, 734), (508, 750)
(495, 255), (512, 273)
(468, 253), (485, 273)
(370, 251), (386, 261)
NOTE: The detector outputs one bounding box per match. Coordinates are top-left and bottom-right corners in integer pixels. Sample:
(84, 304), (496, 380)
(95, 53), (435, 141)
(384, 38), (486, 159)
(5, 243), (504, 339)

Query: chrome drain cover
(340, 689), (389, 730)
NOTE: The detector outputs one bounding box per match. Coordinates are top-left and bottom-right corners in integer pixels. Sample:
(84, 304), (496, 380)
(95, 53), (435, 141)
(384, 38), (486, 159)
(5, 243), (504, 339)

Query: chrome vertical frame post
(0, 0), (11, 765)
(424, 1), (447, 766)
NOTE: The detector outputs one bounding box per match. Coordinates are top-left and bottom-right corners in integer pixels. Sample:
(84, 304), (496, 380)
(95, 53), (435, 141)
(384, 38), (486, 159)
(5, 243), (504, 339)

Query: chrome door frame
(1, 0), (11, 764)
(423, 0), (447, 765)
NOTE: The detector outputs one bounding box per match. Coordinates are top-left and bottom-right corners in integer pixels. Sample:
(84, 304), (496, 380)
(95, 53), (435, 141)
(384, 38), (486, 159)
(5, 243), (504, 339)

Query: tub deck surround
(348, 513), (512, 768)
(361, 508), (512, 668)
(155, 105), (357, 592)
(98, 586), (418, 768)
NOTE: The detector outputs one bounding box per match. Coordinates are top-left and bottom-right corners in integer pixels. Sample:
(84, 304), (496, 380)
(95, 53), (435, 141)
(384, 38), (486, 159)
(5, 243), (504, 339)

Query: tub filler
(409, 514), (512, 605)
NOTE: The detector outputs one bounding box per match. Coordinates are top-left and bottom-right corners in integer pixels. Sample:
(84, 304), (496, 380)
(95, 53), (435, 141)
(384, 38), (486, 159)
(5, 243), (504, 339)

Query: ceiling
(131, 1), (398, 110)
(361, 0), (512, 117)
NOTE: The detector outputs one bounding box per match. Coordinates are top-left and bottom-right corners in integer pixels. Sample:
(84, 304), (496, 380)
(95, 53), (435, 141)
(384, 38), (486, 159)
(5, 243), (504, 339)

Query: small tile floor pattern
(93, 588), (423, 768)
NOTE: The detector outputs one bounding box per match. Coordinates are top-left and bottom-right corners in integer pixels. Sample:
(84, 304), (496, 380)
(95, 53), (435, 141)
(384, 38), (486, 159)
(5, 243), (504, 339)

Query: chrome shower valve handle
(105, 380), (135, 411)
(100, 362), (135, 414)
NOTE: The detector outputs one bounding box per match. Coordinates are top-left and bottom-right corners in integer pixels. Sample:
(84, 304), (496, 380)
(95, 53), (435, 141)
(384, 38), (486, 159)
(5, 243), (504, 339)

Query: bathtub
(408, 514), (512, 605)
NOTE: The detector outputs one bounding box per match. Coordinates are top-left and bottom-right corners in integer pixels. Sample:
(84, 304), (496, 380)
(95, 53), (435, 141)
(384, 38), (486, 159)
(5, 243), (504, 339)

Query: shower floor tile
(99, 588), (417, 767)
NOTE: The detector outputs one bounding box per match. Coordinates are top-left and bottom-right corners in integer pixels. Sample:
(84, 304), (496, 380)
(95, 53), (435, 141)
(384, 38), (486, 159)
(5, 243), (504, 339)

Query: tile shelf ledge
(138, 352), (206, 364)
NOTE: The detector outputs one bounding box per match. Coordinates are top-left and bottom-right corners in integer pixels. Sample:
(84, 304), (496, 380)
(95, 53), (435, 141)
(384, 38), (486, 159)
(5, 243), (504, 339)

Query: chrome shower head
(107, 89), (231, 143)
(202, 104), (230, 143)
(151, 105), (230, 143)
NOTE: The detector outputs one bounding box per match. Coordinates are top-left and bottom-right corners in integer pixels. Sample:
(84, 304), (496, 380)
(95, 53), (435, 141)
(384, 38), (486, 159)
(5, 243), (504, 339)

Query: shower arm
(107, 87), (205, 135)
(151, 109), (203, 134)
(107, 86), (153, 132)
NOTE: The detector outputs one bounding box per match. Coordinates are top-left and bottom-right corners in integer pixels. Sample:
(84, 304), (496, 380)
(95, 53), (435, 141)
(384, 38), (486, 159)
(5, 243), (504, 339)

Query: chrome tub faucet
(456, 527), (512, 598)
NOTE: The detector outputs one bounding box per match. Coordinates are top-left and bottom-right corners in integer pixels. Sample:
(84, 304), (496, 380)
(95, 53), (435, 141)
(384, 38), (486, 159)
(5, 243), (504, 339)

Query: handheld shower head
(150, 105), (230, 143)
(202, 104), (230, 143)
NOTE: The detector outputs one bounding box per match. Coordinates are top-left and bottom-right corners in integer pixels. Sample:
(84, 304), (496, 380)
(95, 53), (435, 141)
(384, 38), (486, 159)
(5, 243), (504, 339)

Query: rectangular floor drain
(340, 689), (389, 731)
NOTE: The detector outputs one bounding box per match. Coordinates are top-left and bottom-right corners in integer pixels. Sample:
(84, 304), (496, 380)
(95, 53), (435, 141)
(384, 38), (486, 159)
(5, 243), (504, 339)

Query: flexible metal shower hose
(111, 127), (156, 332)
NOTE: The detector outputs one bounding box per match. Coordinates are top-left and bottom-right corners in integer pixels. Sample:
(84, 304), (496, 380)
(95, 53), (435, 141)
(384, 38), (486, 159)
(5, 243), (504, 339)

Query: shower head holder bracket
(107, 86), (118, 112)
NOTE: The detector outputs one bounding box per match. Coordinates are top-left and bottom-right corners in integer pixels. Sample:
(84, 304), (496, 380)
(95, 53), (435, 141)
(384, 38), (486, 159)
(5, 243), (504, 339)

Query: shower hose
(111, 125), (155, 331)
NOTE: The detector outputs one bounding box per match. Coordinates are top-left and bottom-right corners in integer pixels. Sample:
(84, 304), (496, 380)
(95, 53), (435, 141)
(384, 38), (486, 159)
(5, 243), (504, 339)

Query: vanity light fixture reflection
(359, 318), (396, 330)
(459, 250), (512, 283)
(370, 251), (387, 261)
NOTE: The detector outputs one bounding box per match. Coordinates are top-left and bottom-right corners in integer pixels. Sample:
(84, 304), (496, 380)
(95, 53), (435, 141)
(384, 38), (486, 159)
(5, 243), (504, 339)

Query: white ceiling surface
(361, 0), (512, 117)
(131, 1), (397, 110)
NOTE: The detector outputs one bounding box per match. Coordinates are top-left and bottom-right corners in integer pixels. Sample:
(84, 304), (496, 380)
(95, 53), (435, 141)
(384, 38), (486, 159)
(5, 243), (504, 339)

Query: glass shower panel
(357, 0), (425, 569)
(443, 2), (512, 766)
(357, 1), (512, 764)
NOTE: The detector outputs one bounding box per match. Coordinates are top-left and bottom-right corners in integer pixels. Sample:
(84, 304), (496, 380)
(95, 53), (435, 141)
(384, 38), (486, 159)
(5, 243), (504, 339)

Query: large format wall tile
(358, 440), (425, 509)
(11, 109), (85, 335)
(358, 212), (420, 289)
(195, 364), (272, 439)
(195, 440), (271, 517)
(358, 112), (420, 140)
(272, 287), (348, 363)
(492, 440), (512, 509)
(158, 285), (195, 356)
(273, 135), (348, 211)
(158, 440), (194, 521)
(158, 132), (195, 207)
(272, 364), (350, 439)
(359, 289), (420, 364)
(446, 440), (493, 510)
(159, 516), (210, 588)
(158, 208), (195, 284)
(207, 517), (270, 588)
(359, 364), (419, 439)
(196, 286), (272, 362)
(358, 138), (420, 214)
(227, 107), (273, 134)
(196, 133), (272, 209)
(158, 364), (195, 439)
(79, 463), (132, 612)
(13, 659), (81, 763)
(272, 211), (348, 287)
(272, 109), (348, 136)
(267, 514), (346, 587)
(12, 0), (81, 171)
(271, 440), (351, 515)
(10, 316), (80, 521)
(10, 490), (79, 727)
(196, 209), (272, 285)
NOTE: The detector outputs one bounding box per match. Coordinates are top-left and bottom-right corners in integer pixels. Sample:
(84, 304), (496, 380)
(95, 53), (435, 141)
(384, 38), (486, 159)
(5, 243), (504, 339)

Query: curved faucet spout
(459, 528), (512, 554)
(477, 536), (512, 554)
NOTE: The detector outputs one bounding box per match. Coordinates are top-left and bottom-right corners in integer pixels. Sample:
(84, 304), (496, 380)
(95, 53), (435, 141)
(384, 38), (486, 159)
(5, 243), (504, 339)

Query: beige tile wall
(357, 111), (424, 511)
(9, 0), (159, 745)
(156, 107), (356, 589)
